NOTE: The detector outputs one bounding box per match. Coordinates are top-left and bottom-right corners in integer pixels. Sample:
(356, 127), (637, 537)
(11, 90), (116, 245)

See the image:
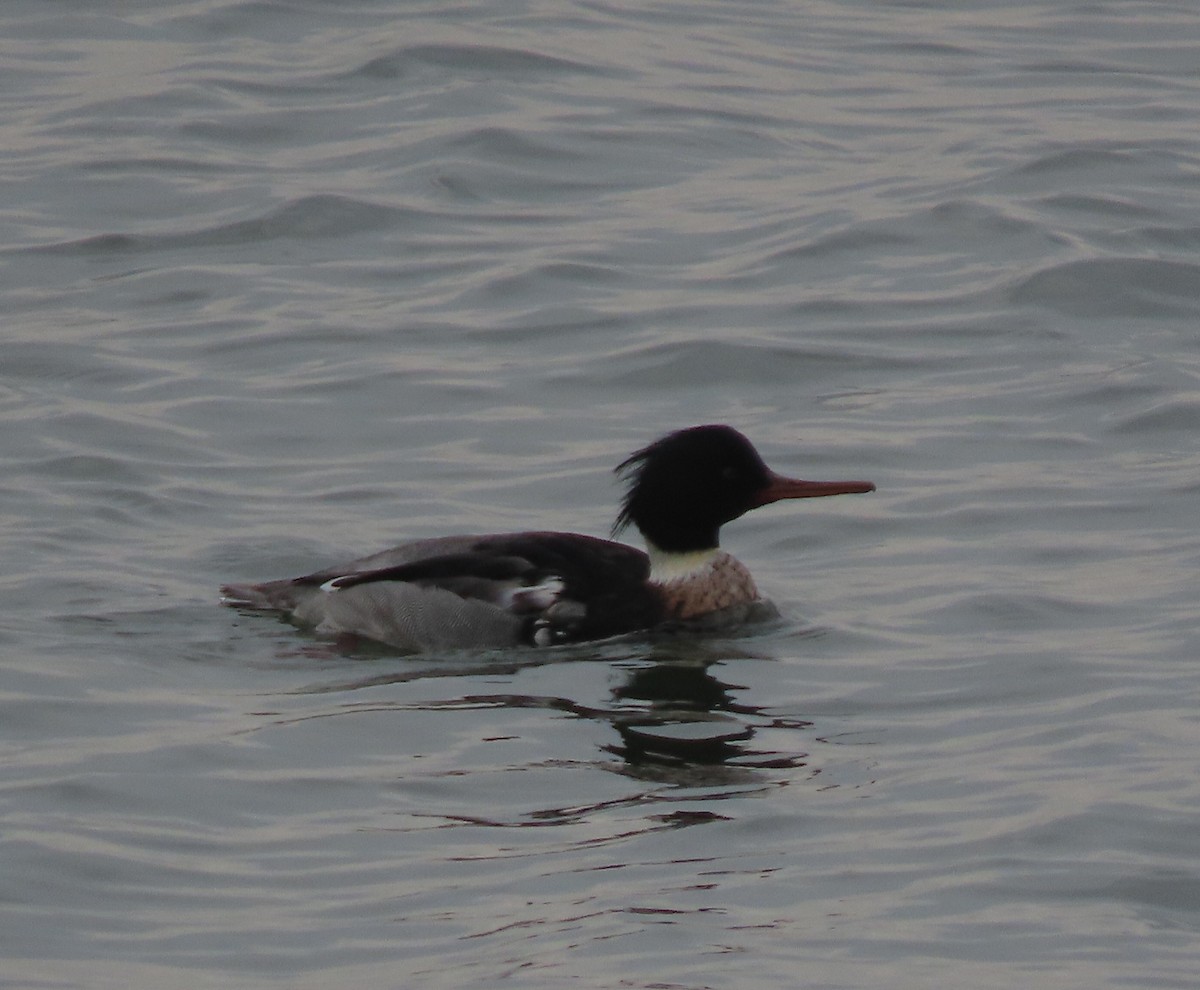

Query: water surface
(3, 2), (1200, 988)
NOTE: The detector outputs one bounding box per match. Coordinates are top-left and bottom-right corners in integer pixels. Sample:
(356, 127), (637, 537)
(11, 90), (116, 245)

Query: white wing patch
(508, 576), (565, 612)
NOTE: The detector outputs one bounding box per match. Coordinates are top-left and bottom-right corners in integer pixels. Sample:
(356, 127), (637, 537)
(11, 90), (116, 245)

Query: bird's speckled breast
(653, 550), (761, 620)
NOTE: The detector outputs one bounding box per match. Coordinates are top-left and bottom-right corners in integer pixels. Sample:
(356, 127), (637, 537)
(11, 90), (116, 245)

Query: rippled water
(4, 2), (1200, 987)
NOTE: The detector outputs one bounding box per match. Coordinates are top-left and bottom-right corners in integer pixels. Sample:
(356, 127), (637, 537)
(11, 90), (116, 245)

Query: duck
(220, 424), (874, 652)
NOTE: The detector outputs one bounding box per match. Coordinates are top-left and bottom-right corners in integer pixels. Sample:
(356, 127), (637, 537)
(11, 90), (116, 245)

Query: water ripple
(4, 1), (1200, 987)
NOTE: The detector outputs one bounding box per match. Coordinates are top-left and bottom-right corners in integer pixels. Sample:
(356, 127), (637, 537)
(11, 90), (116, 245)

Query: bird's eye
(720, 466), (738, 482)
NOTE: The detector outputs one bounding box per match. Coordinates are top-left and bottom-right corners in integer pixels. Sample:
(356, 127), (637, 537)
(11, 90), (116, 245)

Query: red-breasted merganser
(221, 425), (874, 652)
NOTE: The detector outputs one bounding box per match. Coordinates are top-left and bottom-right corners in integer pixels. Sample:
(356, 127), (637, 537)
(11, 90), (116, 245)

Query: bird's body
(221, 425), (874, 653)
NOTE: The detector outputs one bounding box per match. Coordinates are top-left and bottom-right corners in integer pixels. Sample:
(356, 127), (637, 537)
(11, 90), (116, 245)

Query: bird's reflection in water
(605, 643), (812, 773)
(279, 616), (818, 776)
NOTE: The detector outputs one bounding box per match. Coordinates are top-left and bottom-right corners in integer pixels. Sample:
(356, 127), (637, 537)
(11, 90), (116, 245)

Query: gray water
(4, 2), (1200, 987)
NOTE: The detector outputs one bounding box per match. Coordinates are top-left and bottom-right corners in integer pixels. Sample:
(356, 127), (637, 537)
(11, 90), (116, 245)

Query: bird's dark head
(613, 424), (874, 553)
